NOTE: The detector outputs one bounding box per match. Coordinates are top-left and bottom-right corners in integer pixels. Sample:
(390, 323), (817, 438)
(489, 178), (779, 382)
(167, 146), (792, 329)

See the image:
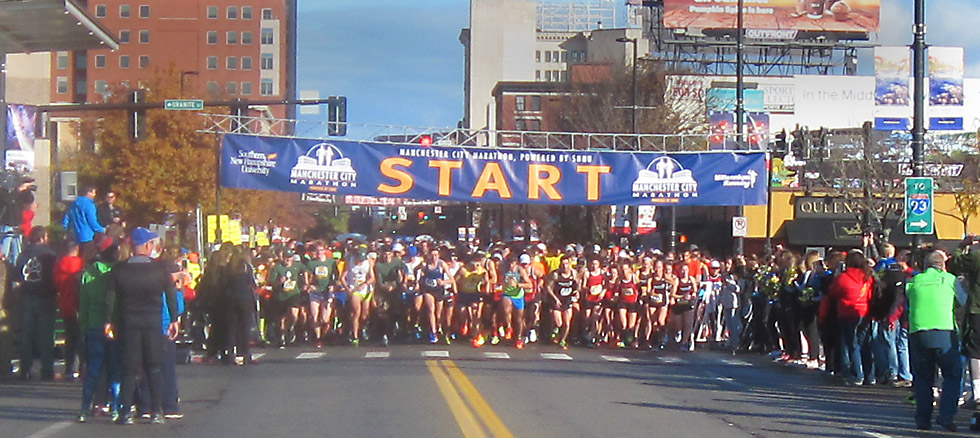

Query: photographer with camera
(1, 176), (35, 265)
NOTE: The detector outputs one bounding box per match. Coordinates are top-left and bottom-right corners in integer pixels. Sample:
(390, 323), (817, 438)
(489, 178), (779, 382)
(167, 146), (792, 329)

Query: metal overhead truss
(199, 112), (763, 153)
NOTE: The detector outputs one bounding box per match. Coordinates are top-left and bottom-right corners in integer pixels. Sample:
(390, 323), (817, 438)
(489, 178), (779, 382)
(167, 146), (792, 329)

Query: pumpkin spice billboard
(664, 0), (880, 34)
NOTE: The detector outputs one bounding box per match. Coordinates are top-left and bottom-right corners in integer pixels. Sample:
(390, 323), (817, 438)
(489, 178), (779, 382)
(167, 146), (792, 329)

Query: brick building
(50, 0), (296, 120)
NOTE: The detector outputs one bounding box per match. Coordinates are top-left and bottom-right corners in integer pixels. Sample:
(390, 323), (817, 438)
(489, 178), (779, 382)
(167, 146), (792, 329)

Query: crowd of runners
(191, 238), (742, 361)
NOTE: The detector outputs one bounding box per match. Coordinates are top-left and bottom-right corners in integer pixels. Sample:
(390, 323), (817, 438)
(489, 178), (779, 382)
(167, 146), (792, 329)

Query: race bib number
(622, 288), (635, 296)
(589, 285), (603, 296)
(315, 266), (330, 277)
(650, 294), (664, 305)
(424, 278), (439, 288)
(559, 286), (574, 297)
(283, 280), (297, 291)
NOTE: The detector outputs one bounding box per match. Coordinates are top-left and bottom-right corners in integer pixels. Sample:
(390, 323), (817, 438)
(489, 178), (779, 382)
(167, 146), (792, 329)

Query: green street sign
(905, 177), (934, 235)
(164, 99), (204, 111)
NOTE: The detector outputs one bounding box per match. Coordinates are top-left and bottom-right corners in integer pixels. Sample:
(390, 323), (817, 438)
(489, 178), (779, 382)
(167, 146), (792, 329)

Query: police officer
(907, 249), (961, 432)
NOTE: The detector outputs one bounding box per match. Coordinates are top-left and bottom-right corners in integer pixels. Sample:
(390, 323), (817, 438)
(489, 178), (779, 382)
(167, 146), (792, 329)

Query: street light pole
(734, 0), (746, 256)
(911, 0), (926, 248)
(617, 36), (641, 245)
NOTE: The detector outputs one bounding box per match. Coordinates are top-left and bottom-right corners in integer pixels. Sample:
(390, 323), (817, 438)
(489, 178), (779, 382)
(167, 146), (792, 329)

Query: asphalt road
(0, 342), (972, 438)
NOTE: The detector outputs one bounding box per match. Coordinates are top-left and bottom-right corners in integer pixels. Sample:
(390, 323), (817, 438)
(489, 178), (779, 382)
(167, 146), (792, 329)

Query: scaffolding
(643, 3), (874, 76)
(536, 0), (617, 32)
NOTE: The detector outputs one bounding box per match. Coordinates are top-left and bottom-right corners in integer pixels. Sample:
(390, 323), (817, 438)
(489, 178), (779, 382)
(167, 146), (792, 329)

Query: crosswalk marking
(657, 356), (685, 364)
(423, 350), (450, 358)
(721, 358), (752, 367)
(601, 355), (630, 363)
(365, 352), (390, 359)
(296, 352), (326, 360)
(483, 352), (511, 359)
(541, 353), (573, 361)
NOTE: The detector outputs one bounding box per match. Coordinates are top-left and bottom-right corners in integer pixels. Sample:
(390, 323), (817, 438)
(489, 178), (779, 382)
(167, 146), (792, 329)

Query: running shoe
(77, 411), (88, 423)
(505, 327), (514, 340)
(528, 329), (538, 343)
(314, 342), (323, 349)
(429, 333), (438, 344)
(461, 325), (469, 336)
(164, 413), (183, 420)
(352, 339), (360, 347)
(616, 341), (626, 349)
(497, 326), (506, 338)
(559, 341), (568, 350)
(472, 335), (485, 348)
(381, 335), (390, 347)
(516, 339), (525, 350)
(490, 335), (501, 345)
(150, 413), (165, 425)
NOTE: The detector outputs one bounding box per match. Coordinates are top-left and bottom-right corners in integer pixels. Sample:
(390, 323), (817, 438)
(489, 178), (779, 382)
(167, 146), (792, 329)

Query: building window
(119, 30), (130, 43)
(56, 51), (69, 69)
(262, 8), (273, 19)
(528, 120), (541, 131)
(206, 56), (218, 70)
(120, 4), (130, 17)
(139, 30), (150, 43)
(515, 96), (526, 111)
(260, 28), (274, 44)
(545, 51), (551, 63)
(139, 55), (150, 68)
(206, 81), (218, 95)
(241, 82), (252, 95)
(226, 57), (238, 70)
(95, 80), (109, 95)
(530, 96), (542, 111)
(560, 71), (568, 82)
(226, 31), (237, 44)
(95, 55), (106, 68)
(95, 4), (107, 17)
(207, 6), (218, 19)
(226, 6), (237, 19)
(552, 51), (559, 62)
(241, 56), (253, 70)
(57, 76), (69, 94)
(260, 79), (273, 96)
(545, 71), (552, 82)
(535, 51), (540, 62)
(139, 5), (150, 18)
(561, 51), (567, 63)
(207, 31), (217, 44)
(260, 53), (273, 70)
(242, 6), (253, 19)
(535, 70), (541, 81)
(119, 55), (130, 68)
(241, 31), (252, 45)
(227, 82), (238, 95)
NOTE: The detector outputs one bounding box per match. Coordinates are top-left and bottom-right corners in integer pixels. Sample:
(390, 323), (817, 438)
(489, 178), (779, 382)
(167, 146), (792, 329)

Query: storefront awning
(0, 0), (118, 53)
(786, 218), (936, 248)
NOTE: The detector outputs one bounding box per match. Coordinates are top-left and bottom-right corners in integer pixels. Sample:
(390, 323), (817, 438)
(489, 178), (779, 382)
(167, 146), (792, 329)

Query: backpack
(868, 266), (905, 322)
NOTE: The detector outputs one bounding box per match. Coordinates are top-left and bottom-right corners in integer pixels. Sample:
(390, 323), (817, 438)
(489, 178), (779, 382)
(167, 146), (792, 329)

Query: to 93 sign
(904, 177), (934, 235)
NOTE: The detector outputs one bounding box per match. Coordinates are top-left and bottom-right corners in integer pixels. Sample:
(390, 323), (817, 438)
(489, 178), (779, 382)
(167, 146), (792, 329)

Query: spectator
(97, 191), (123, 228)
(62, 186), (106, 260)
(907, 249), (961, 432)
(15, 226), (57, 380)
(104, 228), (179, 425)
(824, 250), (875, 386)
(78, 238), (122, 423)
(53, 240), (85, 380)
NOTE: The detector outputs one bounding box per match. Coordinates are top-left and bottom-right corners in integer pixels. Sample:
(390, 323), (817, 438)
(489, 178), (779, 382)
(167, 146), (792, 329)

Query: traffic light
(128, 89), (146, 141)
(390, 213), (399, 221)
(773, 129), (788, 155)
(417, 211), (429, 223)
(419, 135), (433, 147)
(790, 126), (807, 159)
(328, 96), (347, 136)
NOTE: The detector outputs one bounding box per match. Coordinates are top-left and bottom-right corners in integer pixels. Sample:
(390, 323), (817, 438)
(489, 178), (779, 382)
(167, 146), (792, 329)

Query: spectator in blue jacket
(62, 186), (105, 260)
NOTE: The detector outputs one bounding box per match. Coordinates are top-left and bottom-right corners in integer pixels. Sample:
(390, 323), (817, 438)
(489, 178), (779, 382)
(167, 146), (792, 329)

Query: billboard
(663, 0), (881, 33)
(221, 134), (768, 207)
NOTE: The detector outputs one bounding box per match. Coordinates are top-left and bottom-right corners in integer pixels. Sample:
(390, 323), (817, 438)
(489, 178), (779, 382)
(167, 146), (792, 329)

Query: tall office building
(49, 0), (297, 120)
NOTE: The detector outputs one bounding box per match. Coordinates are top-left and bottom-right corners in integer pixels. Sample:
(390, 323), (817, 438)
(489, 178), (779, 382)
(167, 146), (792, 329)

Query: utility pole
(910, 0), (926, 248)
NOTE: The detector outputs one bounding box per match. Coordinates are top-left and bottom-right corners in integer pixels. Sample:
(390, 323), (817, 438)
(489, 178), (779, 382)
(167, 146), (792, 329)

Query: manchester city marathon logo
(632, 156), (699, 200)
(290, 143), (358, 189)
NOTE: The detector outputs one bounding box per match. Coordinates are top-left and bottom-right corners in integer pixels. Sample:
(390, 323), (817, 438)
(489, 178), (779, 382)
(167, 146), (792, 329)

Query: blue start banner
(221, 134), (768, 206)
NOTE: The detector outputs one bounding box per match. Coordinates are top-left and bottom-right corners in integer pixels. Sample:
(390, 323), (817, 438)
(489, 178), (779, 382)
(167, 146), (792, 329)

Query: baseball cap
(710, 260), (722, 268)
(391, 242), (405, 252)
(130, 227), (158, 246)
(536, 243), (547, 252)
(519, 253), (531, 264)
(290, 254), (302, 262)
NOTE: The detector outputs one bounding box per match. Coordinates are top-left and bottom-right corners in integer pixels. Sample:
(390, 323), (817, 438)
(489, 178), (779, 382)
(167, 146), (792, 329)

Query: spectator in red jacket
(824, 250), (875, 386)
(54, 241), (85, 379)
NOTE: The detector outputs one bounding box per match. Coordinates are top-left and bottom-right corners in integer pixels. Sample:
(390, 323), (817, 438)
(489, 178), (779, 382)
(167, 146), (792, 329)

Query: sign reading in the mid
(164, 99), (204, 111)
(905, 177), (934, 235)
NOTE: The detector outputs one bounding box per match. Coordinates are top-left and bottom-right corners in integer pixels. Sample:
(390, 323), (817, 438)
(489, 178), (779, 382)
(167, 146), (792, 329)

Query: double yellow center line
(427, 360), (514, 438)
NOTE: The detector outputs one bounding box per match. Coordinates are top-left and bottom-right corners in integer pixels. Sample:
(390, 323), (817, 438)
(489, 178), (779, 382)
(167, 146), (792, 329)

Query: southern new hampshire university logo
(632, 156), (699, 201)
(289, 143), (358, 190)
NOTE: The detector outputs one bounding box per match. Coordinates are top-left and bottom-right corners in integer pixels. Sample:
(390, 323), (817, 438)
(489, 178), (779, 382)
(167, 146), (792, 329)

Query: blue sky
(296, 0), (979, 140)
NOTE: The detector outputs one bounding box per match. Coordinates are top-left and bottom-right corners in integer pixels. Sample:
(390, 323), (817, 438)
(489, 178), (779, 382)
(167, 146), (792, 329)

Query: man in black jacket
(15, 226), (56, 380)
(105, 228), (179, 425)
